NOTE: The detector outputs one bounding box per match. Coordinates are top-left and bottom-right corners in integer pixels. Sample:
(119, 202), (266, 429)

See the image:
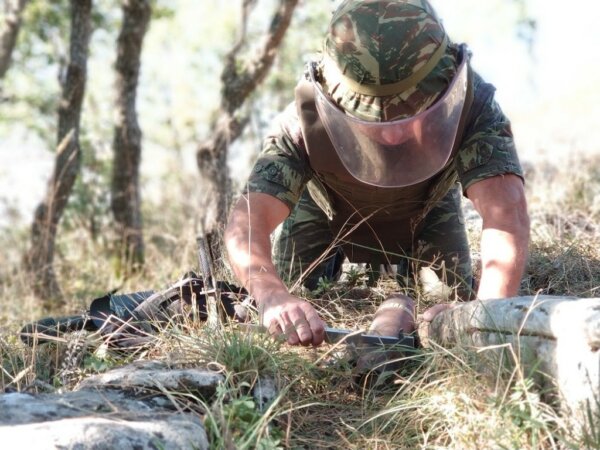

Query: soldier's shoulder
(470, 67), (497, 100)
(266, 101), (302, 142)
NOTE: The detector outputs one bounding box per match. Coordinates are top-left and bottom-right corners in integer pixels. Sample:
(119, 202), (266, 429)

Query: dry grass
(522, 154), (600, 297)
(1, 152), (600, 448)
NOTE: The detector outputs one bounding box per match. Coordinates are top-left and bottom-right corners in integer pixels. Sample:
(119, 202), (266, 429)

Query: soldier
(224, 0), (530, 346)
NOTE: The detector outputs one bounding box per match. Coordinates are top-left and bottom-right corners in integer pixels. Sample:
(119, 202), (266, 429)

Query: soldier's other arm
(423, 174), (529, 322)
(423, 71), (528, 322)
(225, 192), (326, 346)
(453, 70), (529, 298)
(465, 174), (530, 299)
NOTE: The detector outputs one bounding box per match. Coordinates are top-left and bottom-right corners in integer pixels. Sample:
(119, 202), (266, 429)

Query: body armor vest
(294, 51), (482, 263)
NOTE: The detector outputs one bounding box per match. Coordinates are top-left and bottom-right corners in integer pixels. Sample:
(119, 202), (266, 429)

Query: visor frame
(309, 49), (469, 188)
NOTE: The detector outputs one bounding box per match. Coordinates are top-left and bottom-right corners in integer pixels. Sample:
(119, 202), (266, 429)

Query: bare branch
(0, 0), (29, 80)
(228, 0), (259, 57)
(221, 0), (299, 113)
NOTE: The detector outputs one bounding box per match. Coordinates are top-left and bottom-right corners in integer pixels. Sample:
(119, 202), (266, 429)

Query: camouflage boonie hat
(320, 0), (458, 122)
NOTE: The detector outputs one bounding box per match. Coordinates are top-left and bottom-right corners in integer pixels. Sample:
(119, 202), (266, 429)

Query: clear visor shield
(310, 57), (468, 187)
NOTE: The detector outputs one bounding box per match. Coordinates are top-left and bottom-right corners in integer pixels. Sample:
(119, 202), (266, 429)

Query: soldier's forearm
(224, 194), (291, 306)
(466, 174), (530, 300)
(477, 226), (529, 299)
(225, 225), (287, 302)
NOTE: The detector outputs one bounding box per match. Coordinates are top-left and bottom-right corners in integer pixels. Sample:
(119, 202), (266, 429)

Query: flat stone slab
(0, 413), (207, 450)
(0, 361), (224, 449)
(0, 390), (155, 425)
(78, 360), (223, 398)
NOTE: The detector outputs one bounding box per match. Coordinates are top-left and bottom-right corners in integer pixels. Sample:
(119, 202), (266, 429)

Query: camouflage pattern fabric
(245, 72), (521, 294)
(271, 188), (341, 290)
(321, 0), (457, 121)
(272, 182), (473, 299)
(246, 102), (314, 208)
(455, 73), (523, 191)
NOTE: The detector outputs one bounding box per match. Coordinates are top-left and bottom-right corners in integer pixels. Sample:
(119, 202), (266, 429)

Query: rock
(0, 361), (224, 449)
(0, 390), (151, 425)
(78, 360), (223, 399)
(253, 376), (278, 411)
(420, 295), (600, 430)
(0, 414), (207, 450)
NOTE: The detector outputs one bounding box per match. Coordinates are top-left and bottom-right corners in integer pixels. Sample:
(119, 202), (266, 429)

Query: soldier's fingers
(301, 305), (325, 346)
(279, 313), (301, 346)
(293, 318), (313, 347)
(267, 320), (283, 336)
(303, 313), (325, 346)
(284, 310), (312, 346)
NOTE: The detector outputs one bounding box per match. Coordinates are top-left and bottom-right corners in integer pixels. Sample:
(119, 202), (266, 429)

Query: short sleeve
(245, 103), (313, 210)
(455, 71), (524, 192)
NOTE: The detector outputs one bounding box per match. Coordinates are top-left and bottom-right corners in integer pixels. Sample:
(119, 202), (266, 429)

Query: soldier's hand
(422, 303), (456, 323)
(261, 293), (325, 346)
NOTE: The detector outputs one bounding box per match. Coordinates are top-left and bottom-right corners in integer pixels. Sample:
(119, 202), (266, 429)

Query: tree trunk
(110, 0), (151, 275)
(0, 0), (29, 80)
(196, 0), (299, 238)
(24, 0), (92, 306)
(419, 295), (600, 429)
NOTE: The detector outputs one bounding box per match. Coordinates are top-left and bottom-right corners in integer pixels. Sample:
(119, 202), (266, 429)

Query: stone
(0, 414), (207, 450)
(419, 295), (600, 430)
(78, 360), (223, 399)
(0, 361), (225, 449)
(253, 376), (278, 412)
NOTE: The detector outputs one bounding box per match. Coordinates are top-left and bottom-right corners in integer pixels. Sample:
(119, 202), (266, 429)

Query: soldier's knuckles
(298, 331), (313, 345)
(267, 320), (282, 335)
(287, 331), (300, 345)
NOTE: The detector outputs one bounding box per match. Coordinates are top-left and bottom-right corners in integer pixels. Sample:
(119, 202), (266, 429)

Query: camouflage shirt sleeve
(454, 69), (524, 193)
(244, 102), (313, 211)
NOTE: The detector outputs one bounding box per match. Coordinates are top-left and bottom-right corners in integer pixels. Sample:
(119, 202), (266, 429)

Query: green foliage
(312, 276), (335, 297)
(205, 383), (283, 450)
(82, 343), (120, 374)
(1, 335), (62, 392)
(149, 0), (176, 21)
(169, 325), (290, 387)
(579, 396), (600, 450)
(21, 0), (69, 44)
(1, 0), (117, 147)
(498, 378), (556, 447)
(343, 265), (368, 287)
(511, 0), (537, 54)
(2, 1), (67, 144)
(258, 1), (334, 125)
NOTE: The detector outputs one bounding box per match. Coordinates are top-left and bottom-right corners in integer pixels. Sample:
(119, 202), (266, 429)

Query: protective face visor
(309, 55), (468, 187)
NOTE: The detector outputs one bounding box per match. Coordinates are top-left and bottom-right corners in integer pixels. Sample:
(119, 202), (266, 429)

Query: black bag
(20, 273), (250, 348)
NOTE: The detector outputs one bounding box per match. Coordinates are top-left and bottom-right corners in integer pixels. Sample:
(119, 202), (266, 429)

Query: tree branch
(221, 0), (299, 113)
(0, 0), (29, 80)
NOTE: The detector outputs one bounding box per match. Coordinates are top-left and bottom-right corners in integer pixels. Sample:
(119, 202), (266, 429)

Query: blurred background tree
(23, 0), (93, 306)
(0, 0), (29, 80)
(194, 0), (299, 251)
(110, 0), (152, 276)
(1, 0), (316, 303)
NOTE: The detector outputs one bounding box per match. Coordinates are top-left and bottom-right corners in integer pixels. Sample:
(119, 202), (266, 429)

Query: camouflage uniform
(244, 0), (523, 299)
